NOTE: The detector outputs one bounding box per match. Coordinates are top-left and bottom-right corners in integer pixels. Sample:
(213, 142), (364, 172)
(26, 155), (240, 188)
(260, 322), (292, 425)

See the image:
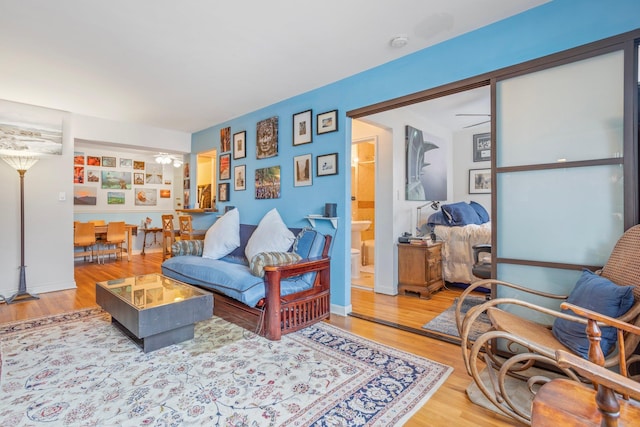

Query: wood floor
(0, 253), (517, 427)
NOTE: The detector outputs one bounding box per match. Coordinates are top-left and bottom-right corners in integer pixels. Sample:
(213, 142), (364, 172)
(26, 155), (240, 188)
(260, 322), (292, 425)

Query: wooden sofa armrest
(262, 256), (331, 340)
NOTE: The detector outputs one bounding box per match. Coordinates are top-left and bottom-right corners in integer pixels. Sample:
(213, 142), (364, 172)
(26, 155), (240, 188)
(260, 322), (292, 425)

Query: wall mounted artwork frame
(233, 131), (246, 159)
(73, 186), (97, 205)
(316, 153), (338, 176)
(255, 166), (281, 199)
(472, 132), (491, 162)
(234, 165), (246, 191)
(218, 182), (230, 202)
(316, 110), (338, 134)
(256, 116), (278, 159)
(134, 188), (158, 206)
(101, 171), (132, 189)
(292, 109), (312, 146)
(469, 168), (491, 194)
(220, 127), (231, 153)
(87, 156), (101, 166)
(0, 99), (63, 156)
(219, 153), (231, 180)
(102, 156), (116, 167)
(293, 153), (312, 187)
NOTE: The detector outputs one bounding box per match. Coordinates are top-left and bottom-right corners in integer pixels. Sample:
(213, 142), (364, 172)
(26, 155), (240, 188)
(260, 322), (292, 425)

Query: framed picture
(134, 188), (158, 206)
(469, 168), (491, 194)
(120, 158), (132, 168)
(292, 109), (312, 145)
(73, 166), (84, 184)
(473, 132), (491, 162)
(145, 163), (163, 184)
(218, 182), (230, 202)
(87, 170), (100, 183)
(234, 165), (246, 191)
(256, 116), (278, 159)
(220, 127), (231, 152)
(101, 171), (132, 189)
(73, 186), (96, 205)
(74, 152), (85, 165)
(255, 166), (281, 199)
(317, 153), (338, 176)
(317, 110), (338, 134)
(134, 172), (144, 185)
(87, 156), (101, 166)
(107, 191), (125, 205)
(233, 131), (246, 159)
(219, 153), (231, 180)
(133, 160), (145, 170)
(293, 154), (312, 187)
(102, 156), (116, 167)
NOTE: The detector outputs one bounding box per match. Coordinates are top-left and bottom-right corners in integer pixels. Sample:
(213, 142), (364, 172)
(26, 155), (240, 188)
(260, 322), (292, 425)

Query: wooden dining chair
(74, 222), (97, 262)
(179, 215), (194, 240)
(162, 214), (176, 259)
(101, 221), (126, 262)
(89, 219), (107, 243)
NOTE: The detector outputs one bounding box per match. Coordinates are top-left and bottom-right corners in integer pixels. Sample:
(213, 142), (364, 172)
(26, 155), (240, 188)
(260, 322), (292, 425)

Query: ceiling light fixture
(389, 35), (409, 48)
(155, 153), (183, 167)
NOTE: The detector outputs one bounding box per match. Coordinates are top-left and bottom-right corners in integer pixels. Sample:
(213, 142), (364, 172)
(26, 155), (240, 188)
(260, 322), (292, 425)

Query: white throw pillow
(202, 208), (240, 260)
(245, 208), (295, 261)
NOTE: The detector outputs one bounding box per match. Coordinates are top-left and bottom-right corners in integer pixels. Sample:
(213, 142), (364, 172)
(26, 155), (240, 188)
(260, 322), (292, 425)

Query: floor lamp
(2, 155), (40, 304)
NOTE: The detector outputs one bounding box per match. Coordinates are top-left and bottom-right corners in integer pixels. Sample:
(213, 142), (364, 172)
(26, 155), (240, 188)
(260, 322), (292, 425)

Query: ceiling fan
(455, 113), (491, 128)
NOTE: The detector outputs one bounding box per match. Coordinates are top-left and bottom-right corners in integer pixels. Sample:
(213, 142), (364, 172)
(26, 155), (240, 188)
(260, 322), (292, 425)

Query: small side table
(140, 227), (162, 255)
(397, 242), (444, 299)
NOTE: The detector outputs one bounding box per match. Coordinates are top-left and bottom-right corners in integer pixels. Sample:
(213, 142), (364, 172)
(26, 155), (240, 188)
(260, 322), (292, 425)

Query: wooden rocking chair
(456, 224), (640, 425)
(531, 302), (640, 426)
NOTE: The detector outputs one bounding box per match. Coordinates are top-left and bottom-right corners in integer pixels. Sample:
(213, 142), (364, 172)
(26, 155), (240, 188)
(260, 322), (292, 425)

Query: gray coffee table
(96, 273), (213, 352)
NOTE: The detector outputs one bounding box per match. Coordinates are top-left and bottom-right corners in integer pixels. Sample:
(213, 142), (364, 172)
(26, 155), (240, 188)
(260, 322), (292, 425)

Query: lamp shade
(2, 155), (39, 171)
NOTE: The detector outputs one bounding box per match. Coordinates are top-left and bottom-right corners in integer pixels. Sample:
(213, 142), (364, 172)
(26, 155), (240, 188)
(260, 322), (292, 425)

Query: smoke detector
(389, 35), (409, 48)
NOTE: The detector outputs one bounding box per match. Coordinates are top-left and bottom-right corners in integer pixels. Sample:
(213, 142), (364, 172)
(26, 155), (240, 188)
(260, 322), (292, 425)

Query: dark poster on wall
(405, 125), (447, 201)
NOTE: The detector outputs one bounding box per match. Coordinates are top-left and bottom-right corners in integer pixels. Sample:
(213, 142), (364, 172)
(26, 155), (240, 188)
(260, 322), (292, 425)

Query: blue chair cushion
(552, 269), (635, 359)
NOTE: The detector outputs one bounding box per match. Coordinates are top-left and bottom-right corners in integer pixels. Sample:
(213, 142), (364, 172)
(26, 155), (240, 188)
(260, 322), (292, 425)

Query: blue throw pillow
(441, 202), (482, 226)
(469, 201), (490, 223)
(426, 211), (448, 226)
(552, 269), (635, 359)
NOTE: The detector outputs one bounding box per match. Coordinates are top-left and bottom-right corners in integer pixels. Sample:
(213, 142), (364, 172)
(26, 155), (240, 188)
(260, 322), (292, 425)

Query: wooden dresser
(397, 242), (444, 299)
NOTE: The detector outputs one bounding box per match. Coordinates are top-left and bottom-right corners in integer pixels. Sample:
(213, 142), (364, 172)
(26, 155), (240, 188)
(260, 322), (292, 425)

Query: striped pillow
(171, 240), (204, 257)
(250, 252), (302, 277)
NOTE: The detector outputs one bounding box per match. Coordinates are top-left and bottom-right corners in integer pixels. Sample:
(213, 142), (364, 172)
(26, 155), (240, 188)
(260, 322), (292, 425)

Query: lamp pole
(4, 158), (40, 304)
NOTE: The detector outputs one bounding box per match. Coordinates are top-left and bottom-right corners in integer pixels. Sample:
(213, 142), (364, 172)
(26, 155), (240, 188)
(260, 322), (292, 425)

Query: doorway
(351, 137), (376, 291)
(349, 84), (491, 331)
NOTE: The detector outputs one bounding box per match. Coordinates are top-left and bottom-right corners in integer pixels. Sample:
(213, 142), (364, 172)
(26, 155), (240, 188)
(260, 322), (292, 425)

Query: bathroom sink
(351, 220), (371, 250)
(351, 220), (371, 232)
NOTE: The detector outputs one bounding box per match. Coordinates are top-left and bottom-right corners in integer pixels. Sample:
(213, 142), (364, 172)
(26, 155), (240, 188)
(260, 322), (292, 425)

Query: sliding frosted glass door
(494, 47), (633, 321)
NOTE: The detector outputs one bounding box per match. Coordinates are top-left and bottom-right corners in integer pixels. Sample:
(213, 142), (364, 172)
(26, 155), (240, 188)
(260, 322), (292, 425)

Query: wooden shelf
(305, 216), (338, 229)
(176, 209), (217, 214)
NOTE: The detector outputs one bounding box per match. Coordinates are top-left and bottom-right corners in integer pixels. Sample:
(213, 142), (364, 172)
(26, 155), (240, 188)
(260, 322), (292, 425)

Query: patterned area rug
(422, 296), (491, 342)
(0, 308), (452, 426)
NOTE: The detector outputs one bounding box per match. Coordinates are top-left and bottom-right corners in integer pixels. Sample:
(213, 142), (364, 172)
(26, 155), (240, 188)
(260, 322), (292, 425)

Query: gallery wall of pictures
(209, 109), (340, 204)
(73, 147), (178, 211)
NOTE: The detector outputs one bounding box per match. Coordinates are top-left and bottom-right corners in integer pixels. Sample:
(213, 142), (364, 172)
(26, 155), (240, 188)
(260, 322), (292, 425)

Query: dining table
(90, 224), (138, 261)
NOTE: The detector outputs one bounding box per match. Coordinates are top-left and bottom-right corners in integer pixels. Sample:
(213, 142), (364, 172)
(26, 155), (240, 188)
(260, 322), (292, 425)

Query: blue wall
(192, 0), (640, 311)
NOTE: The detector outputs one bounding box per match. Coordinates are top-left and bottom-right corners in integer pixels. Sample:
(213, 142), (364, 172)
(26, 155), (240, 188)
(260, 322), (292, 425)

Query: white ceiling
(0, 1), (547, 133)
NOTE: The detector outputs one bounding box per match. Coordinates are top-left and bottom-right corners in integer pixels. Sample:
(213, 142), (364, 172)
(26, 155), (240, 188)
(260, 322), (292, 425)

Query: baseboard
(331, 303), (352, 317)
